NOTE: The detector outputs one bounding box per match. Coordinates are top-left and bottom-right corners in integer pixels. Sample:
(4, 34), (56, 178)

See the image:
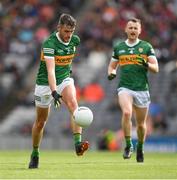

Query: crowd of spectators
(0, 0), (177, 135)
(78, 0), (177, 64)
(75, 0), (177, 135)
(0, 0), (86, 110)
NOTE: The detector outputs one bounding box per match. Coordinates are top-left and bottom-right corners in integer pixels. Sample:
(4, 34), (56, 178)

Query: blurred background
(0, 0), (177, 152)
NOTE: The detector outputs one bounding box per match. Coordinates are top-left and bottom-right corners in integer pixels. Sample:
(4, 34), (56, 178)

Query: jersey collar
(56, 32), (70, 45)
(125, 39), (140, 47)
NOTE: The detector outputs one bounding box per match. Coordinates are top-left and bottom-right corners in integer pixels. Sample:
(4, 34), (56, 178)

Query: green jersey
(36, 32), (80, 85)
(112, 39), (156, 91)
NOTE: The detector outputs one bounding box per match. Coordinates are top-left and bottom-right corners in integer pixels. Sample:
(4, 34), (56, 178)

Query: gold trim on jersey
(55, 54), (75, 65)
(118, 54), (147, 66)
(41, 51), (75, 65)
(41, 51), (44, 60)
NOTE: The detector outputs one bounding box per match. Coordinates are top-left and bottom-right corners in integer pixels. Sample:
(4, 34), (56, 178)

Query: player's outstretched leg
(75, 141), (89, 156)
(123, 146), (133, 159)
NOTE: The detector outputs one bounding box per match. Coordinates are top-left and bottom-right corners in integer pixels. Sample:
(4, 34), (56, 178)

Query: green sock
(31, 146), (39, 157)
(137, 141), (144, 150)
(74, 133), (81, 145)
(125, 136), (133, 148)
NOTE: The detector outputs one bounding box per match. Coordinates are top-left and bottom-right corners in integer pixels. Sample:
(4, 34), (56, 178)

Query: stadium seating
(0, 0), (177, 150)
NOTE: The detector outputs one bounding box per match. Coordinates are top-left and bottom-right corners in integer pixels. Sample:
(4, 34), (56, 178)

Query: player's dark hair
(128, 17), (141, 24)
(58, 13), (76, 28)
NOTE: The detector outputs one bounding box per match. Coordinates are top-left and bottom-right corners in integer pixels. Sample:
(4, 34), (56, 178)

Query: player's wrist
(52, 90), (57, 95)
(108, 73), (116, 80)
(144, 62), (149, 68)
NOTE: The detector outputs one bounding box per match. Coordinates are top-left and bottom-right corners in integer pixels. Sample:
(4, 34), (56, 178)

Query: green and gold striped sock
(125, 136), (133, 148)
(137, 141), (144, 151)
(31, 146), (39, 157)
(74, 133), (81, 145)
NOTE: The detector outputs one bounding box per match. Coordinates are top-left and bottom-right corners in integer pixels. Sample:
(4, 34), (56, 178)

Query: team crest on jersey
(138, 48), (143, 53)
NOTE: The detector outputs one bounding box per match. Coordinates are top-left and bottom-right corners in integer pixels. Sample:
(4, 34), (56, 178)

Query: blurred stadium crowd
(0, 0), (177, 145)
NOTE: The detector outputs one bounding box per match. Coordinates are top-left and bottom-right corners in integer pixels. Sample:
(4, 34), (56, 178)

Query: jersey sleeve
(112, 45), (119, 61)
(42, 39), (55, 59)
(147, 43), (155, 57)
(72, 35), (80, 46)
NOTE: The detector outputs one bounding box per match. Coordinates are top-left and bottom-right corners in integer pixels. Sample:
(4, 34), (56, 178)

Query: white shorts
(34, 77), (74, 108)
(117, 87), (151, 108)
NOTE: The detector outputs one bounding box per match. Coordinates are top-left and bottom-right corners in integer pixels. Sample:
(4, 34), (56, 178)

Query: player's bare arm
(108, 60), (119, 80)
(45, 58), (57, 92)
(108, 60), (118, 75)
(147, 56), (159, 73)
(45, 58), (62, 108)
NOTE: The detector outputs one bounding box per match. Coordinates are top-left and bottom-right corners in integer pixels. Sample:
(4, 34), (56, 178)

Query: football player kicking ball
(108, 18), (159, 162)
(28, 14), (89, 169)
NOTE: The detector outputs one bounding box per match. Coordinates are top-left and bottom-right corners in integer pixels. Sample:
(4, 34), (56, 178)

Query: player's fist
(52, 90), (62, 108)
(137, 55), (149, 68)
(108, 73), (116, 80)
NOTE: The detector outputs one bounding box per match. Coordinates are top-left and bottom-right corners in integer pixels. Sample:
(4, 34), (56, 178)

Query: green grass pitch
(0, 150), (177, 179)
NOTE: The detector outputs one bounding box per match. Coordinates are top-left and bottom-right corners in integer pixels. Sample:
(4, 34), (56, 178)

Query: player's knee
(137, 123), (146, 130)
(123, 110), (131, 120)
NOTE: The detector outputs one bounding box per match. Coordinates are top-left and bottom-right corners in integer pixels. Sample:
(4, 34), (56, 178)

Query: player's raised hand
(52, 90), (62, 108)
(137, 55), (149, 68)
